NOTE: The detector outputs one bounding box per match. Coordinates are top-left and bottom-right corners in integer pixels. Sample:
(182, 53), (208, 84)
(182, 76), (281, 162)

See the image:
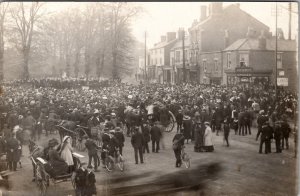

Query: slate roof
(224, 38), (296, 52)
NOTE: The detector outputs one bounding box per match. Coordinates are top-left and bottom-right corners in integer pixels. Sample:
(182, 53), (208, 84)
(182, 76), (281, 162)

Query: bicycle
(102, 148), (125, 172)
(181, 146), (190, 168)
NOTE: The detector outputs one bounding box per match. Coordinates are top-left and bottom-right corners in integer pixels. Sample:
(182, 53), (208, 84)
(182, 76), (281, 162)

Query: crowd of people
(0, 79), (298, 193)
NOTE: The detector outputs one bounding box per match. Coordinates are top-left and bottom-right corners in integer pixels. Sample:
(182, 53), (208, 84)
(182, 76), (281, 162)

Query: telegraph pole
(275, 2), (278, 100)
(288, 2), (292, 40)
(182, 28), (186, 83)
(144, 31), (147, 83)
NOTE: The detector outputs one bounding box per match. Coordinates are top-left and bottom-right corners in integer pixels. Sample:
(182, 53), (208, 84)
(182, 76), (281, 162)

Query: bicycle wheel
(117, 155), (125, 171)
(105, 156), (114, 172)
(182, 153), (190, 168)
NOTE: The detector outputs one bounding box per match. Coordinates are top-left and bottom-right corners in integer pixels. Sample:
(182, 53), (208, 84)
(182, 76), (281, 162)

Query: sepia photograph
(0, 1), (298, 196)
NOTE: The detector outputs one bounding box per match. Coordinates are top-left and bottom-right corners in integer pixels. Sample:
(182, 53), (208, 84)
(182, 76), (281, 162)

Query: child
(233, 117), (239, 135)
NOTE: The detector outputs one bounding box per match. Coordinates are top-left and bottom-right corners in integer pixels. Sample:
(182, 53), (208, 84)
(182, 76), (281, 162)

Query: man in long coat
(6, 133), (20, 171)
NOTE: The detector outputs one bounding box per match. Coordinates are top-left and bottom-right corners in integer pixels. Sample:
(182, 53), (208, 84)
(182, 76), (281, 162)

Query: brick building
(169, 30), (192, 84)
(223, 34), (297, 91)
(188, 2), (270, 84)
(147, 32), (177, 83)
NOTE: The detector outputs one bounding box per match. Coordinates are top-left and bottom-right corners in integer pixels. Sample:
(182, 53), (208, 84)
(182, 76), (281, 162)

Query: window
(203, 59), (207, 72)
(184, 50), (188, 61)
(277, 53), (282, 69)
(171, 57), (174, 65)
(175, 51), (181, 62)
(227, 53), (231, 68)
(214, 58), (218, 71)
(155, 58), (157, 65)
(239, 53), (249, 67)
(151, 59), (153, 65)
(160, 58), (162, 65)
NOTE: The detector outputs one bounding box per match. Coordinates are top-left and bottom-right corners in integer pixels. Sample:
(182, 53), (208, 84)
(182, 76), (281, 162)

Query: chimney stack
(178, 28), (184, 40)
(161, 36), (166, 42)
(258, 30), (266, 50)
(167, 32), (176, 42)
(200, 5), (207, 21)
(246, 27), (256, 38)
(210, 2), (223, 16)
(224, 29), (229, 48)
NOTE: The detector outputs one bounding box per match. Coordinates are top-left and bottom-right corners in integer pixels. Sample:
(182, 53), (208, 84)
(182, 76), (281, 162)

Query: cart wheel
(36, 164), (48, 196)
(165, 118), (175, 132)
(71, 172), (77, 189)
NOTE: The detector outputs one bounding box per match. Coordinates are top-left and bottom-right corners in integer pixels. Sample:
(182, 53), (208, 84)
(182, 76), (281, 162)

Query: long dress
(60, 142), (74, 166)
(204, 126), (214, 152)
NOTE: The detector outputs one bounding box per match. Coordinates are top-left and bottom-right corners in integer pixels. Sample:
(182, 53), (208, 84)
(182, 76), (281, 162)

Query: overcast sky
(42, 2), (298, 47)
(132, 2), (298, 47)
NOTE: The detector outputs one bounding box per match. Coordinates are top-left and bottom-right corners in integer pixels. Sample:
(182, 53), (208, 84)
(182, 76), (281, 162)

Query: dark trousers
(239, 123), (245, 135)
(177, 123), (182, 133)
(259, 139), (271, 153)
(224, 133), (229, 146)
(174, 149), (181, 167)
(275, 138), (282, 153)
(143, 142), (149, 153)
(281, 137), (289, 149)
(152, 140), (159, 152)
(134, 147), (143, 164)
(8, 161), (17, 171)
(88, 153), (99, 169)
(119, 146), (123, 155)
(245, 122), (251, 135)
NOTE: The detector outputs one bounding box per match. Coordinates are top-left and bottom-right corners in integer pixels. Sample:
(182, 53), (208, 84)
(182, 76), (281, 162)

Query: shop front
(225, 67), (272, 87)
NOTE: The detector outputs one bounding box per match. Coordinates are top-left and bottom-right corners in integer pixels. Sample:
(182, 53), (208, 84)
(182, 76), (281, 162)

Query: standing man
(257, 121), (273, 154)
(176, 109), (183, 133)
(131, 127), (144, 164)
(85, 135), (100, 172)
(281, 115), (291, 150)
(114, 127), (125, 155)
(6, 132), (20, 171)
(150, 121), (161, 153)
(172, 132), (185, 167)
(274, 121), (283, 153)
(223, 118), (230, 147)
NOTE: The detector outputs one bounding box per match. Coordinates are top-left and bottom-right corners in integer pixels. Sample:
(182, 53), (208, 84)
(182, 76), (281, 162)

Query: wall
(198, 51), (223, 84)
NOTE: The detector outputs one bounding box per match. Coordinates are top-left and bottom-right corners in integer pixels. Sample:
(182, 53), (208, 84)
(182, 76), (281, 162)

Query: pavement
(4, 124), (298, 196)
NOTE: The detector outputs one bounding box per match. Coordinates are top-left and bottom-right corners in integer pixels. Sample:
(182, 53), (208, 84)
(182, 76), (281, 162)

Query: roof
(224, 38), (296, 52)
(189, 4), (269, 32)
(170, 37), (190, 51)
(150, 39), (177, 50)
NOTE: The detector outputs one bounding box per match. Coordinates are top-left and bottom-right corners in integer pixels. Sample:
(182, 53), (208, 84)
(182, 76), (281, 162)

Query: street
(6, 125), (297, 196)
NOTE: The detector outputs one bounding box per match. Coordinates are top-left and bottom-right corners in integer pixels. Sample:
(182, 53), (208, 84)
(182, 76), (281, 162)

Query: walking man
(131, 127), (144, 164)
(150, 121), (161, 153)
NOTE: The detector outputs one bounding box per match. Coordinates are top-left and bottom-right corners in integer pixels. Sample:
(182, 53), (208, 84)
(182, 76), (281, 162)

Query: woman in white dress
(203, 122), (214, 152)
(60, 136), (74, 172)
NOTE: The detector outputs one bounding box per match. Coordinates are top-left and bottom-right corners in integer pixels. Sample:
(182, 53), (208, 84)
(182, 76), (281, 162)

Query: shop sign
(235, 67), (253, 77)
(277, 78), (288, 86)
(240, 77), (250, 83)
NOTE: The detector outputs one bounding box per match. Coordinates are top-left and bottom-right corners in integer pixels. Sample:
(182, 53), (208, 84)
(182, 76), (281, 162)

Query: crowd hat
(48, 138), (59, 147)
(204, 121), (210, 126)
(183, 115), (191, 121)
(62, 135), (71, 143)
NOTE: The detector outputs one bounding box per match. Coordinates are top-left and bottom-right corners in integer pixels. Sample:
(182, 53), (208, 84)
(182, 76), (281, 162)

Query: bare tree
(0, 2), (9, 82)
(9, 2), (44, 80)
(106, 2), (141, 79)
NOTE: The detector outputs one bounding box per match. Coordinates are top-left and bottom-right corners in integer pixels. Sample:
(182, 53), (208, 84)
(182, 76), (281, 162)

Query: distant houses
(138, 2), (297, 91)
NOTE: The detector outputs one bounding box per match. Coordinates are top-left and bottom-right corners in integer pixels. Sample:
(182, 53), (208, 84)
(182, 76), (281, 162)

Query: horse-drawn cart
(31, 152), (84, 196)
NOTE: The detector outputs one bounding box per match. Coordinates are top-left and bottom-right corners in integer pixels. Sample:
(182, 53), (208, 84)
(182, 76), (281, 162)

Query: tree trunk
(74, 52), (80, 78)
(23, 48), (30, 80)
(112, 51), (118, 79)
(0, 49), (3, 82)
(85, 52), (90, 80)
